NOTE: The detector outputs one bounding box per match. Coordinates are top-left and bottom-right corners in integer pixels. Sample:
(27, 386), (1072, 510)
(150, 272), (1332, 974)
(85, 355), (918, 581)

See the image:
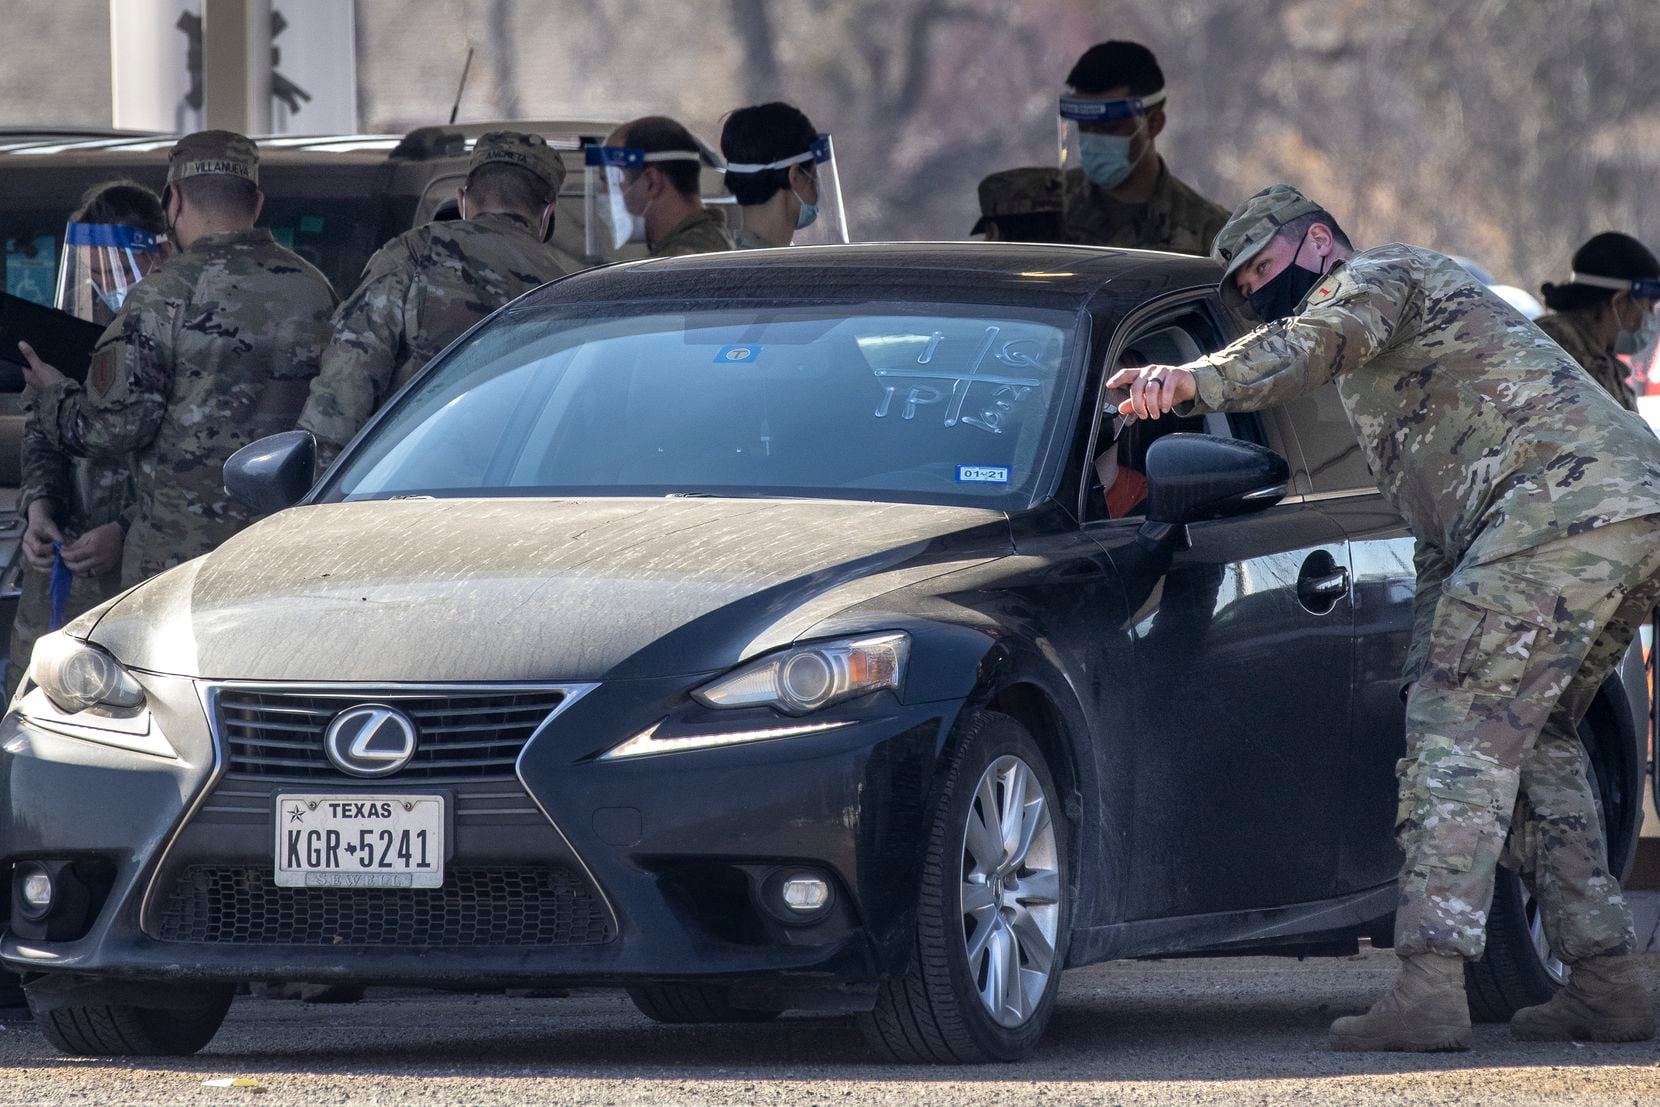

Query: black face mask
(1247, 230), (1323, 323)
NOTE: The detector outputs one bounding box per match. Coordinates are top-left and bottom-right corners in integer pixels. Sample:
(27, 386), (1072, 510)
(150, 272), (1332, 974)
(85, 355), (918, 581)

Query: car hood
(87, 497), (1009, 682)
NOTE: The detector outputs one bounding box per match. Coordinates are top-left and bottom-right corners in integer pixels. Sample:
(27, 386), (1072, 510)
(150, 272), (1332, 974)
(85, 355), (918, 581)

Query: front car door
(1269, 385), (1414, 895)
(1081, 295), (1357, 919)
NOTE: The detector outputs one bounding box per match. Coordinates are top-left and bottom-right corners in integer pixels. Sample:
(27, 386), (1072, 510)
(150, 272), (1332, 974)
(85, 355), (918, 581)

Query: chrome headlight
(692, 632), (909, 715)
(28, 632), (145, 715)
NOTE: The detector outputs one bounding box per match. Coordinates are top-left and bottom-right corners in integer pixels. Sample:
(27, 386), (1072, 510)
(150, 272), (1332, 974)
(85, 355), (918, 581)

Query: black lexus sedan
(2, 244), (1648, 1063)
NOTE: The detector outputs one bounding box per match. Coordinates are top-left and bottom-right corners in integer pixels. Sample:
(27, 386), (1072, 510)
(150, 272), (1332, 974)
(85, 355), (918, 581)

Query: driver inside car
(1094, 394), (1146, 518)
(1096, 351), (1150, 518)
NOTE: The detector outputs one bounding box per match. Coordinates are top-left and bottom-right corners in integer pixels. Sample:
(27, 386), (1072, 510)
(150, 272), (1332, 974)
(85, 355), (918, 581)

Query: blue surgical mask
(94, 284), (127, 315)
(794, 189), (819, 231)
(1614, 298), (1657, 356)
(1078, 131), (1138, 189)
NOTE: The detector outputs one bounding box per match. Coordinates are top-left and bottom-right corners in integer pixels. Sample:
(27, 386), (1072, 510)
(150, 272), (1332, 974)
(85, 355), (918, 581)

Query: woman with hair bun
(1536, 232), (1660, 412)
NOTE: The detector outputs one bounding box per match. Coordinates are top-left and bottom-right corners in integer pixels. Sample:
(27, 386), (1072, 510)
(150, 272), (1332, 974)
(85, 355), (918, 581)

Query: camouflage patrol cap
(469, 131), (567, 194)
(1212, 183), (1325, 311)
(971, 167), (1063, 235)
(166, 130), (259, 186)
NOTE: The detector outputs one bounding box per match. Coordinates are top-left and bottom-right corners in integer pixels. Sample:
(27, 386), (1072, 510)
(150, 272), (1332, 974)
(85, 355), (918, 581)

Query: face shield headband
(1057, 89), (1167, 123)
(1568, 272), (1660, 301)
(720, 134), (833, 174)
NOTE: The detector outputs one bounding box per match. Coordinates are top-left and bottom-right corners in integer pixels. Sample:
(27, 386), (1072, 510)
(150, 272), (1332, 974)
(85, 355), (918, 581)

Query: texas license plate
(274, 794), (444, 889)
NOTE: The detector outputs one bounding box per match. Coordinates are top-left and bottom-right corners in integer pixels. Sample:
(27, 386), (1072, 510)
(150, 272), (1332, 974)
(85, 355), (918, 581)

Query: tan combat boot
(1511, 955), (1655, 1042)
(1330, 953), (1471, 1052)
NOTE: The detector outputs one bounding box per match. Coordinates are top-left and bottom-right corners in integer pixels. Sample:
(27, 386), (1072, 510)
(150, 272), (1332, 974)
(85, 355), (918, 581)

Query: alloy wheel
(959, 754), (1061, 1028)
(1523, 894), (1568, 985)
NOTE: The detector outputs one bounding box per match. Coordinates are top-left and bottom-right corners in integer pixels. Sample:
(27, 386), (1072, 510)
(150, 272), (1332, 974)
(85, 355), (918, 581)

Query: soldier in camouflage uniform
(299, 131), (567, 464)
(20, 131), (336, 587)
(7, 181), (164, 696)
(1058, 41), (1228, 255)
(603, 117), (733, 258)
(1109, 184), (1660, 1052)
(1532, 232), (1660, 413)
(970, 168), (1066, 244)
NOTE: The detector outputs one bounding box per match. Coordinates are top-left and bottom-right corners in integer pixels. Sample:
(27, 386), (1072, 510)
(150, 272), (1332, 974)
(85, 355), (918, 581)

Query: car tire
(29, 984), (234, 1056)
(858, 709), (1069, 1063)
(1466, 724), (1613, 1023)
(626, 983), (781, 1024)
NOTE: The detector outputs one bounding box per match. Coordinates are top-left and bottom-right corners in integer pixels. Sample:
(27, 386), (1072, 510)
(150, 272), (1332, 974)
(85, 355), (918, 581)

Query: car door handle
(1298, 567), (1351, 602)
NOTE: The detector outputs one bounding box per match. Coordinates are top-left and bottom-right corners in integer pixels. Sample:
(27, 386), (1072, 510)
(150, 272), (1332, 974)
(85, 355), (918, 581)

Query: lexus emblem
(324, 705), (418, 777)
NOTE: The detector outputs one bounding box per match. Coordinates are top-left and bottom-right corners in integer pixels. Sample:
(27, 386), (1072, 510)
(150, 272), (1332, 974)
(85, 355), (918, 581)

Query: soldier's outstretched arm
(1179, 263), (1412, 415)
(33, 288), (172, 460)
(297, 256), (411, 458)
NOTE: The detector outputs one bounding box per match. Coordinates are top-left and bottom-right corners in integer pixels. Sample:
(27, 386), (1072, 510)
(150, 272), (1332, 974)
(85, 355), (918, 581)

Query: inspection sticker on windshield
(957, 465), (1011, 484)
(714, 344), (761, 364)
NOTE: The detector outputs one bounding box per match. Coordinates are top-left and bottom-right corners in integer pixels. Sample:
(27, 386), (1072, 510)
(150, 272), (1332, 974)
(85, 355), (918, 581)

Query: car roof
(525, 241), (1224, 310)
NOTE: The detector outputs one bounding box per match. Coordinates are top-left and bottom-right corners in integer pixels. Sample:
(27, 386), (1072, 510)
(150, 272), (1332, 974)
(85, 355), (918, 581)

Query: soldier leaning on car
(1109, 184), (1660, 1054)
(298, 130), (568, 467)
(20, 130), (336, 587)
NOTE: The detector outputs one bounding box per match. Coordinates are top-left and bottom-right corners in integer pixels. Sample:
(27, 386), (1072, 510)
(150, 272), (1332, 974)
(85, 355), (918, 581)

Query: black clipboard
(0, 292), (103, 392)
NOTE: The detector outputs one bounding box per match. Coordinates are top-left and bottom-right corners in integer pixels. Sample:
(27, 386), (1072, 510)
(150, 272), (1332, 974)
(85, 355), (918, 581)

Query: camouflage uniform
(1535, 310), (1638, 412)
(1062, 160), (1228, 255)
(651, 208), (734, 258)
(6, 430), (130, 696)
(31, 132), (337, 586)
(971, 167), (1063, 235)
(300, 132), (568, 461)
(733, 227), (776, 251)
(1177, 185), (1660, 962)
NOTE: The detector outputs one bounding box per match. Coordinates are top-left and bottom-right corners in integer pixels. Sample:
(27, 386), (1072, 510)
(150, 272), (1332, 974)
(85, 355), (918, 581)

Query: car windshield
(326, 299), (1082, 507)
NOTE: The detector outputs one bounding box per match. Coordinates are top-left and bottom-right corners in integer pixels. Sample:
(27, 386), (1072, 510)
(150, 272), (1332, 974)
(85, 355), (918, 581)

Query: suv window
(1281, 384), (1373, 494)
(261, 196), (389, 296)
(3, 208), (64, 306)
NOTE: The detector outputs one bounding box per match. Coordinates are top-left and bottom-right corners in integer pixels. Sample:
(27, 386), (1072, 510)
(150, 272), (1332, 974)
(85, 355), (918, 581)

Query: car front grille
(153, 866), (613, 946)
(215, 687), (571, 781)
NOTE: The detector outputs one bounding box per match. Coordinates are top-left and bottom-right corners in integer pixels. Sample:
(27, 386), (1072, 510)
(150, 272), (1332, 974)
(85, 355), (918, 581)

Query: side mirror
(1137, 433), (1290, 548)
(224, 430), (316, 515)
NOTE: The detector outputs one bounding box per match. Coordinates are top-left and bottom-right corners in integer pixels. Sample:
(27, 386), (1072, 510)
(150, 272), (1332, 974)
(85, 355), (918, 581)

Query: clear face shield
(1569, 272), (1660, 357)
(54, 222), (165, 325)
(723, 134), (850, 247)
(1057, 90), (1165, 194)
(583, 145), (706, 263)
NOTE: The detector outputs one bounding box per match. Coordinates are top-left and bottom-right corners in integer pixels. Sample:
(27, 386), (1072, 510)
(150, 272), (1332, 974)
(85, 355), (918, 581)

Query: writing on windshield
(331, 302), (1077, 507)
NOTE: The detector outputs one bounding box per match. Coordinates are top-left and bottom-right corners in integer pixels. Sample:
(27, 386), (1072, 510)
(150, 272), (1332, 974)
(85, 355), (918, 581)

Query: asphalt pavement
(3, 946), (1659, 1106)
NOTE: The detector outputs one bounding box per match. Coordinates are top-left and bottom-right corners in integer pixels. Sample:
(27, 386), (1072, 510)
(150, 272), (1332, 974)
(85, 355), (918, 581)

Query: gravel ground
(3, 949), (1658, 1106)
